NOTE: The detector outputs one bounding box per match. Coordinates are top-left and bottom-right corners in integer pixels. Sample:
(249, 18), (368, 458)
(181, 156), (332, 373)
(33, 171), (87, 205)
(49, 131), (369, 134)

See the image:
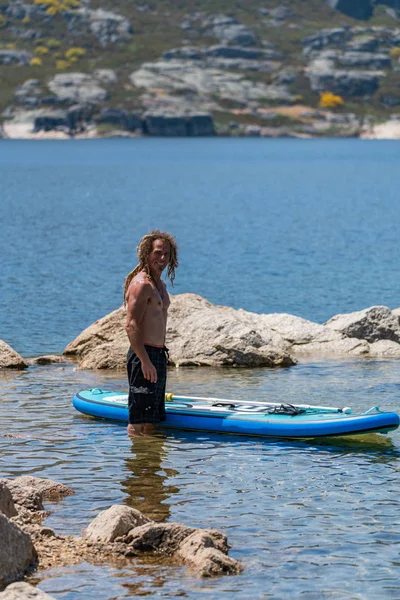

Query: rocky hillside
(1, 0), (400, 137)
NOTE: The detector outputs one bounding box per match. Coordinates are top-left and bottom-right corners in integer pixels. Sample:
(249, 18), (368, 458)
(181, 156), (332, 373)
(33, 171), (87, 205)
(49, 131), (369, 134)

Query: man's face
(148, 239), (171, 277)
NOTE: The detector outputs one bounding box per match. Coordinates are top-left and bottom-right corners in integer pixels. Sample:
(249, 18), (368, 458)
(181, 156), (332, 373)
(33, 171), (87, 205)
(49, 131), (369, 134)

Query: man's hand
(141, 358), (158, 383)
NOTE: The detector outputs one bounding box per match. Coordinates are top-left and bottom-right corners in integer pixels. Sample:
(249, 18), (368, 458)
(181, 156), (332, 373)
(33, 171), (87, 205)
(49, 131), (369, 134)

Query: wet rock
(83, 505), (151, 542)
(177, 531), (242, 576)
(97, 108), (142, 131)
(34, 111), (68, 133)
(325, 306), (400, 343)
(125, 522), (195, 553)
(143, 112), (215, 137)
(0, 514), (37, 587)
(0, 340), (28, 369)
(0, 483), (18, 518)
(29, 355), (66, 365)
(0, 582), (56, 599)
(2, 476), (74, 516)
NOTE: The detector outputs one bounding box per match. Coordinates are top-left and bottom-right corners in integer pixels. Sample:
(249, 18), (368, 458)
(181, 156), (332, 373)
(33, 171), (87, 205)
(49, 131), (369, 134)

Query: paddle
(165, 393), (352, 415)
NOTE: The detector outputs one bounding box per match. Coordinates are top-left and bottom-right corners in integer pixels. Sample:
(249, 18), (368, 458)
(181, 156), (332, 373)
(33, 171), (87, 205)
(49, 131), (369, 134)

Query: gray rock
(65, 8), (133, 46)
(162, 46), (204, 60)
(0, 50), (32, 66)
(93, 69), (118, 84)
(3, 476), (74, 506)
(0, 582), (56, 600)
(63, 293), (295, 369)
(83, 505), (150, 542)
(0, 483), (18, 518)
(0, 340), (28, 369)
(130, 60), (296, 105)
(306, 57), (384, 96)
(0, 514), (37, 587)
(368, 339), (400, 356)
(213, 23), (257, 46)
(324, 0), (374, 20)
(34, 110), (68, 133)
(177, 530), (242, 576)
(97, 108), (142, 131)
(348, 36), (380, 52)
(336, 51), (391, 69)
(302, 28), (351, 52)
(205, 45), (281, 60)
(269, 6), (293, 20)
(324, 306), (400, 343)
(48, 73), (108, 104)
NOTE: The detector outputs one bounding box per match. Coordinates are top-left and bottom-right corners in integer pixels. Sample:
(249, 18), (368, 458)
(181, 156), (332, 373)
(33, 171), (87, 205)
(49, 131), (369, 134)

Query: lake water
(1, 138), (400, 599)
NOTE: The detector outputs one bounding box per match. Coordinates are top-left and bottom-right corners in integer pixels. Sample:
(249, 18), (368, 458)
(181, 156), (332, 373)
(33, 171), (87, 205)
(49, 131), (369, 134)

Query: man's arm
(125, 280), (158, 383)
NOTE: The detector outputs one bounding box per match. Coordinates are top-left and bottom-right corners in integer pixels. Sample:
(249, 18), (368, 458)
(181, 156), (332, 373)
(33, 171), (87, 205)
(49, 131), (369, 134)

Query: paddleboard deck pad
(73, 389), (400, 438)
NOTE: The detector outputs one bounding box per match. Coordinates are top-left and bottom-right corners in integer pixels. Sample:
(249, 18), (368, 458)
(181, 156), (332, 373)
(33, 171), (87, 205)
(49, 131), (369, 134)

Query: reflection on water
(0, 359), (400, 599)
(122, 434), (179, 522)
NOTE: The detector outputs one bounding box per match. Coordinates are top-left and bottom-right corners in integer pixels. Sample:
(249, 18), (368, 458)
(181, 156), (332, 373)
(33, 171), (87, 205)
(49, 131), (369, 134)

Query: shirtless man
(124, 231), (178, 437)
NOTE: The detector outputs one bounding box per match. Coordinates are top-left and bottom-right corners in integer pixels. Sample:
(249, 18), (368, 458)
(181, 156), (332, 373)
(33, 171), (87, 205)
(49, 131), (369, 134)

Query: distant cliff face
(1, 0), (400, 138)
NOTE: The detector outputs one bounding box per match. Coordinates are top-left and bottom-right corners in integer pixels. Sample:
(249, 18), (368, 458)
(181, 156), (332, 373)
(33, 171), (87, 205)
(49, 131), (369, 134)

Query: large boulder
(0, 340), (28, 369)
(0, 514), (37, 587)
(64, 8), (133, 46)
(0, 582), (56, 599)
(324, 0), (374, 20)
(324, 306), (400, 342)
(64, 293), (295, 369)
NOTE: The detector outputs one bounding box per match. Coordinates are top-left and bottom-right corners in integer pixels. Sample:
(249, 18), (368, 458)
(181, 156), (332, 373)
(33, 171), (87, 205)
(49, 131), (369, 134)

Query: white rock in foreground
(0, 582), (56, 600)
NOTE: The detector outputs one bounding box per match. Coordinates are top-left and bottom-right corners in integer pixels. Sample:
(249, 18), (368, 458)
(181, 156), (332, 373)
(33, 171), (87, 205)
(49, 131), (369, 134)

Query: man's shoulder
(128, 273), (152, 296)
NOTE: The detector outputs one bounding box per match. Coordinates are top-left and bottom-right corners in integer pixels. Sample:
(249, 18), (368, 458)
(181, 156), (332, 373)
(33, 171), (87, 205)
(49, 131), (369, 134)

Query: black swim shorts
(127, 345), (168, 425)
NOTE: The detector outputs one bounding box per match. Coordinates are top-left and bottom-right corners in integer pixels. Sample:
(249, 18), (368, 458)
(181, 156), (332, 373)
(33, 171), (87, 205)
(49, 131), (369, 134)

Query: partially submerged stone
(82, 505), (242, 576)
(83, 504), (150, 542)
(0, 514), (37, 587)
(324, 306), (400, 343)
(0, 340), (28, 369)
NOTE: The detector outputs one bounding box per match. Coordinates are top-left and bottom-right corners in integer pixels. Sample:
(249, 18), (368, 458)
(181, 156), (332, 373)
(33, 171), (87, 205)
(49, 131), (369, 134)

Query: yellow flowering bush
(65, 47), (86, 60)
(56, 59), (71, 69)
(6, 43), (16, 49)
(30, 57), (43, 66)
(390, 47), (400, 61)
(0, 14), (6, 28)
(33, 0), (80, 14)
(46, 38), (61, 48)
(319, 91), (344, 109)
(35, 45), (49, 55)
(22, 16), (31, 24)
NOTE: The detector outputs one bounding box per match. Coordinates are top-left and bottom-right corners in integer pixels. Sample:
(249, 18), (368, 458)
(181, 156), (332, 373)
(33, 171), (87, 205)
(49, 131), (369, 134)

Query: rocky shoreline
(2, 294), (400, 370)
(0, 476), (242, 598)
